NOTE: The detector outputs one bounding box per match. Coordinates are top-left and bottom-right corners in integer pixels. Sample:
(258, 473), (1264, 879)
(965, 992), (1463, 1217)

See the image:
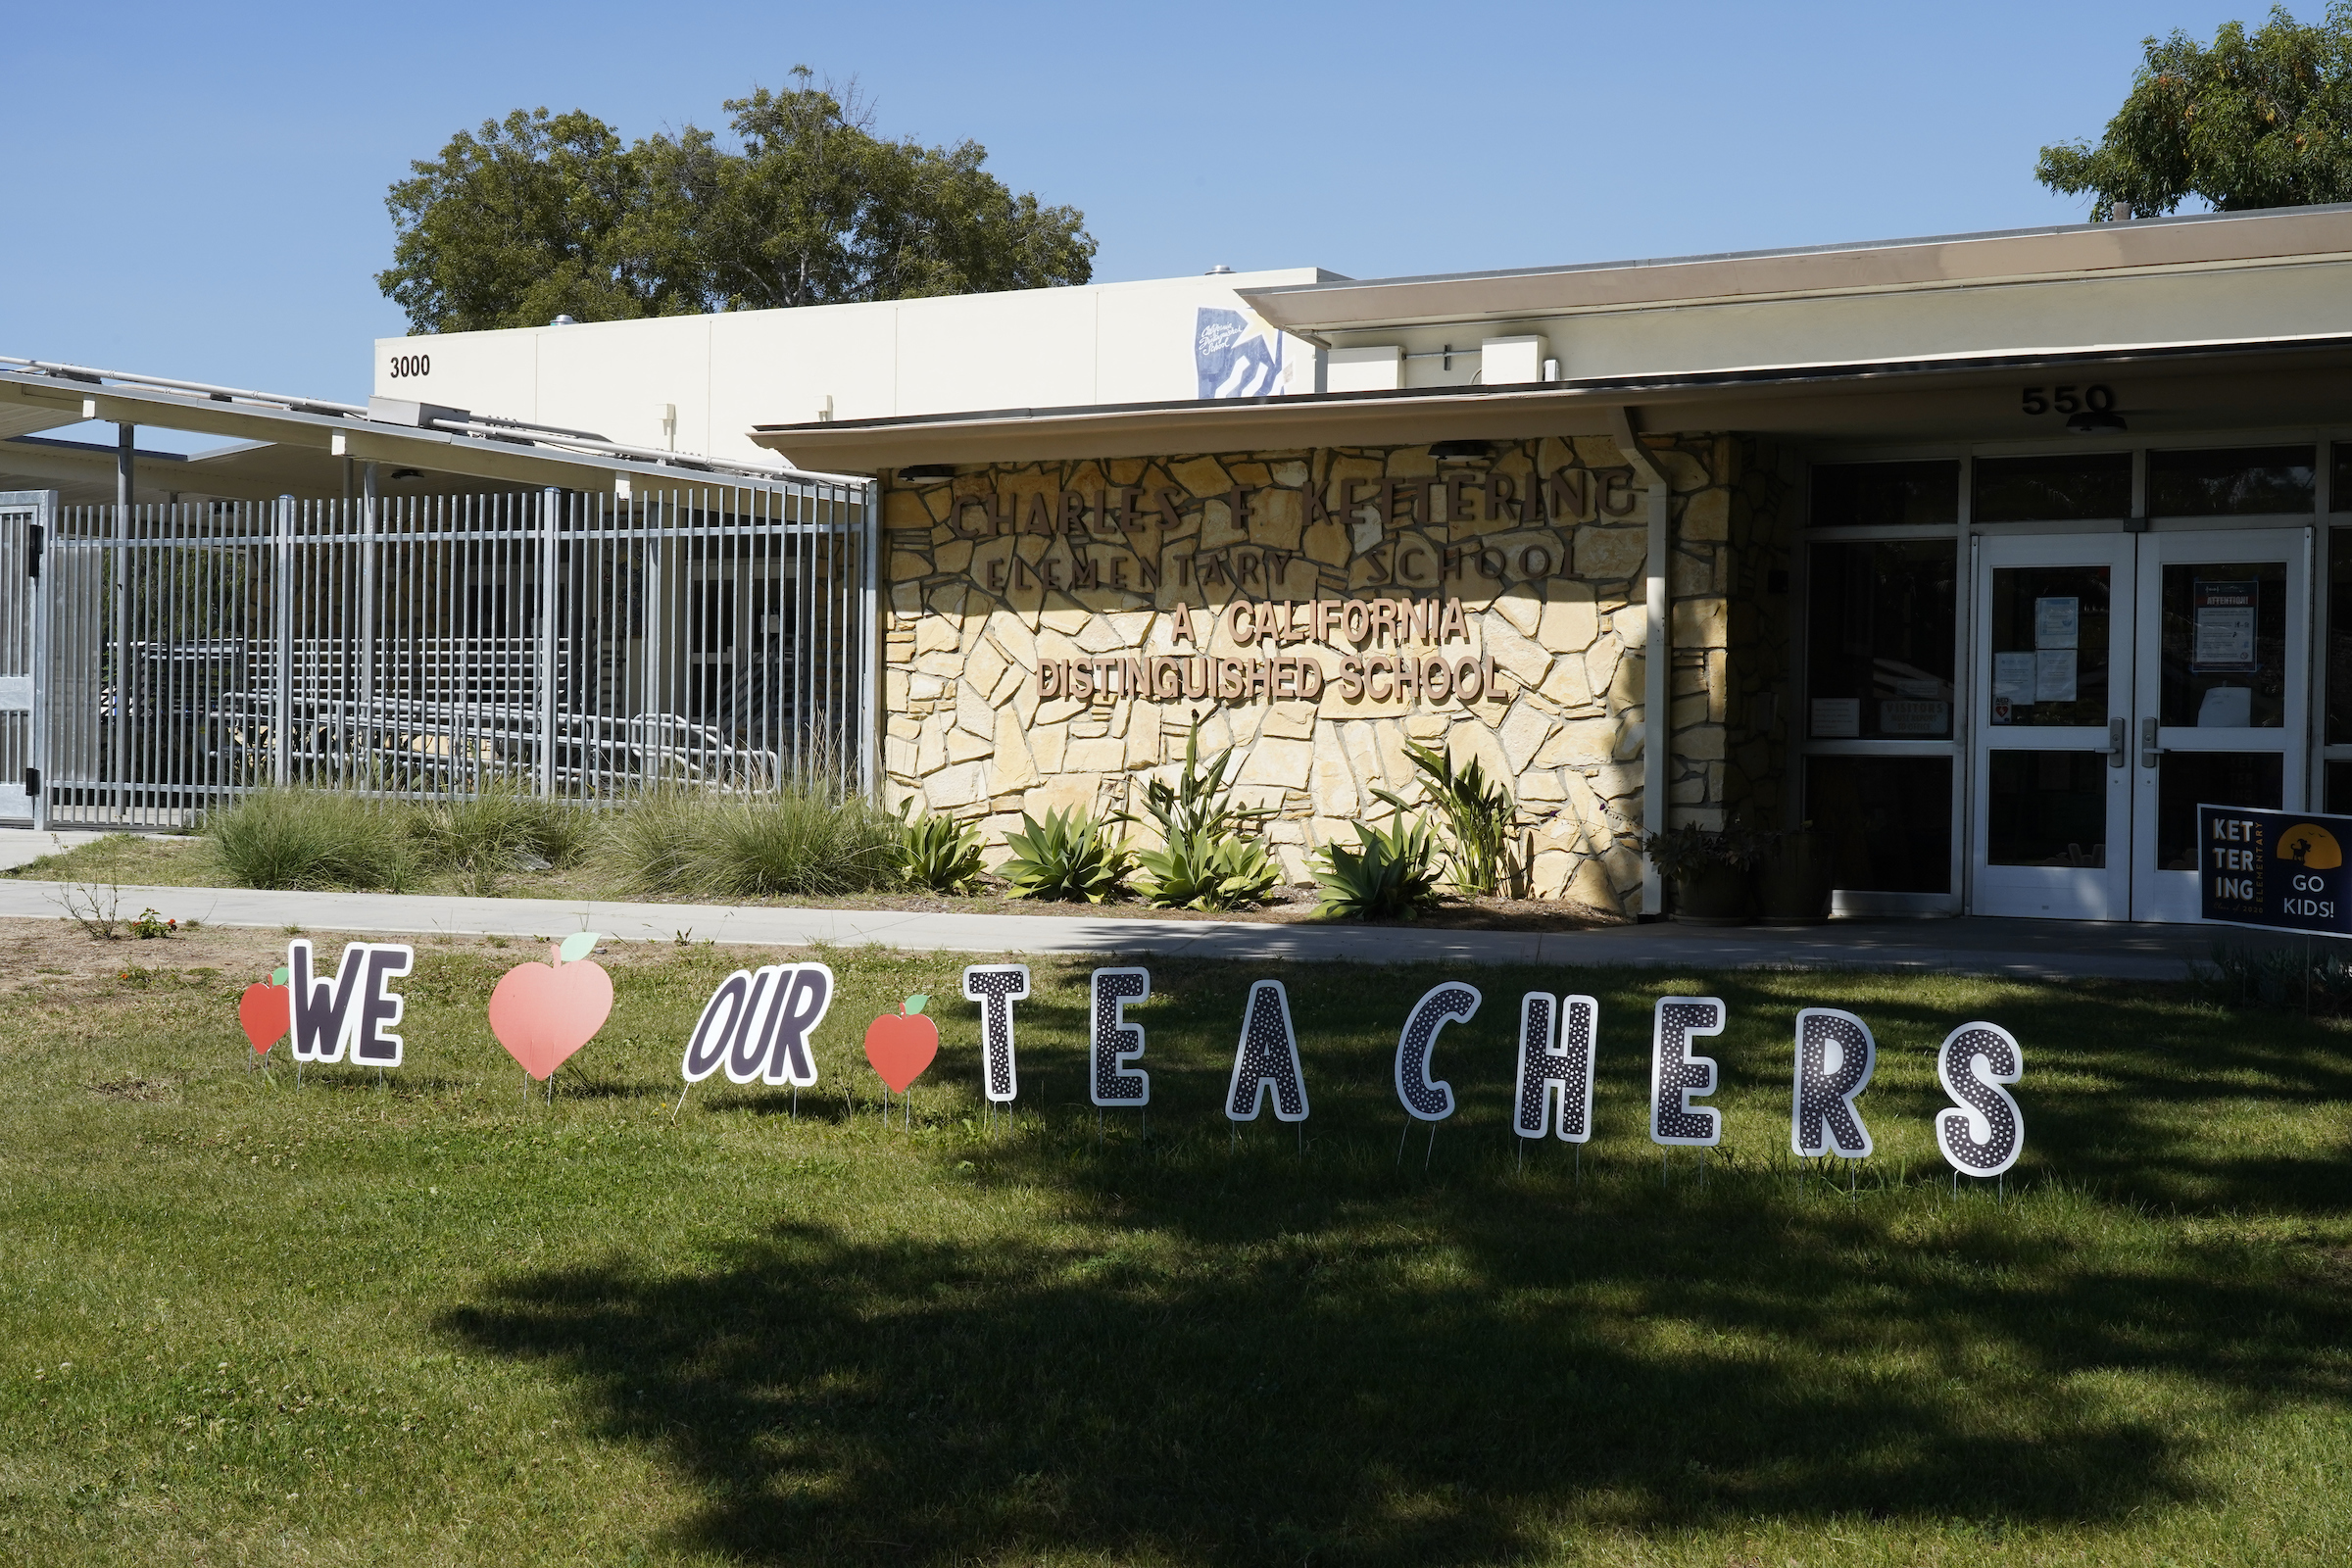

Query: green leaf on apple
(559, 932), (600, 963)
(904, 994), (928, 1016)
(270, 966), (289, 986)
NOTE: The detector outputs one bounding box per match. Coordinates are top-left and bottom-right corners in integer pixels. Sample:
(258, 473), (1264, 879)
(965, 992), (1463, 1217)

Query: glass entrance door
(2128, 530), (2308, 921)
(1969, 528), (2310, 921)
(1971, 534), (2135, 918)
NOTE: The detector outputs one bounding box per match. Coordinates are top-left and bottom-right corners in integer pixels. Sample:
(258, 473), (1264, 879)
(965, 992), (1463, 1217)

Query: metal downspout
(1608, 406), (1672, 920)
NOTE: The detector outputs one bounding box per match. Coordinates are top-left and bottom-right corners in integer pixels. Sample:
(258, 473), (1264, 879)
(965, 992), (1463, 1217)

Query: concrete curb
(0, 878), (2222, 981)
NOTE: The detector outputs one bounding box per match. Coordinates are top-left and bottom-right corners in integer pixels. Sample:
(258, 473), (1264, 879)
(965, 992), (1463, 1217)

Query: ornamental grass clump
(206, 787), (417, 892)
(611, 787), (898, 898)
(999, 806), (1133, 903)
(1128, 727), (1282, 910)
(413, 783), (597, 895)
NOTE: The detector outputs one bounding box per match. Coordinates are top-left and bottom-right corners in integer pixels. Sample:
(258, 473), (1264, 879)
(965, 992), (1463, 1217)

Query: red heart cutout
(238, 982), (289, 1054)
(487, 958), (614, 1081)
(863, 1011), (938, 1093)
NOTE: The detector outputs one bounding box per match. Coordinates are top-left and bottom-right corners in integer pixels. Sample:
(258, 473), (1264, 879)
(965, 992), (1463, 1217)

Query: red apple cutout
(864, 995), (939, 1093)
(488, 939), (614, 1081)
(238, 979), (290, 1055)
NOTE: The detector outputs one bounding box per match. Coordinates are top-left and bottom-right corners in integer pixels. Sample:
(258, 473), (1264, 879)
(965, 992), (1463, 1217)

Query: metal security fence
(8, 480), (876, 830)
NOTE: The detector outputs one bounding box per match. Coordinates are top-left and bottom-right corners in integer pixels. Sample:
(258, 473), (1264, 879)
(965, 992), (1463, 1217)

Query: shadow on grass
(444, 1168), (2352, 1566)
(445, 959), (2352, 1563)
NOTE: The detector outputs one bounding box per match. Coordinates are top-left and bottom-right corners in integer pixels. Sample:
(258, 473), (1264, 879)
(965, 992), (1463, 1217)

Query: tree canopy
(2037, 4), (2352, 219)
(378, 71), (1097, 333)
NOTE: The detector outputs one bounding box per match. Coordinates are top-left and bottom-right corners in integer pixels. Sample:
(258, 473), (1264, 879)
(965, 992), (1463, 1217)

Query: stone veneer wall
(878, 435), (1792, 913)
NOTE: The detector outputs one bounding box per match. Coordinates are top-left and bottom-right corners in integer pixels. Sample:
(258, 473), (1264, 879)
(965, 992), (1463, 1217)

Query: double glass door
(1971, 528), (2309, 921)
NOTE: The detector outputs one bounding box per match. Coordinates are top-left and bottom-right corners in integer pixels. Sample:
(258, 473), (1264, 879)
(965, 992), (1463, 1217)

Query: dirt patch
(88, 1076), (176, 1102)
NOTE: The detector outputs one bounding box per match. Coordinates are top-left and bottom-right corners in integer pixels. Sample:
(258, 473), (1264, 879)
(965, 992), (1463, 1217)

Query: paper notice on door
(2191, 579), (2258, 671)
(1809, 698), (1861, 738)
(1879, 701), (1950, 736)
(2034, 649), (2078, 704)
(2034, 596), (2081, 650)
(1993, 651), (2036, 704)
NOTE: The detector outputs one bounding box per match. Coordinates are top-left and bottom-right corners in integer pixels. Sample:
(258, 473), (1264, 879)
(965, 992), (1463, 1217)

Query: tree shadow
(444, 958), (2352, 1563)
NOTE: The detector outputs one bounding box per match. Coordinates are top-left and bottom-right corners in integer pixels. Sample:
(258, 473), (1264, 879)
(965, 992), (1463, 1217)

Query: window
(1806, 540), (1956, 738)
(1973, 452), (2132, 523)
(2158, 562), (2287, 729)
(1809, 461), (1959, 527)
(1805, 756), (1952, 893)
(2328, 527), (2352, 744)
(2147, 446), (2315, 517)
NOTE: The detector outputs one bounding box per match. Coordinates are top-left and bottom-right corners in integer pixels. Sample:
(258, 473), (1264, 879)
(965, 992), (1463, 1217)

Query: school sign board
(2197, 804), (2352, 936)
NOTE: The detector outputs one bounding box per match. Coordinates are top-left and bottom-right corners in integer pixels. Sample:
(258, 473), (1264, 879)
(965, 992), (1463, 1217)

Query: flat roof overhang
(0, 368), (845, 499)
(1236, 204), (2352, 332)
(749, 333), (2352, 472)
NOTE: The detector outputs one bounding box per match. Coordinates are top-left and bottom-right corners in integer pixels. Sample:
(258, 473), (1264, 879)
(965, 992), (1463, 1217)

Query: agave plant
(896, 804), (987, 894)
(1310, 814), (1444, 921)
(999, 806), (1134, 903)
(1374, 740), (1526, 897)
(1136, 833), (1283, 911)
(1129, 725), (1281, 909)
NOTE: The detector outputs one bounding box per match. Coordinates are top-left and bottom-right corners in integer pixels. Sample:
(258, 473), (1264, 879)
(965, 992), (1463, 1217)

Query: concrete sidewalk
(0, 873), (2262, 981)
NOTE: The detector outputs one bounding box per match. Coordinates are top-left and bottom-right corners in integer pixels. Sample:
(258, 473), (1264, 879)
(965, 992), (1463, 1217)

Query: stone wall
(878, 435), (1791, 912)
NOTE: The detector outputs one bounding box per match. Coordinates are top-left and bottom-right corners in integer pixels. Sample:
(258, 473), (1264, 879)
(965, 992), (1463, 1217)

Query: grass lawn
(2, 925), (2349, 1565)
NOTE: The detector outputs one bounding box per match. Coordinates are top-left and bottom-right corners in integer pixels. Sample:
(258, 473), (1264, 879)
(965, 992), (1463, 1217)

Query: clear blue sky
(0, 0), (2303, 427)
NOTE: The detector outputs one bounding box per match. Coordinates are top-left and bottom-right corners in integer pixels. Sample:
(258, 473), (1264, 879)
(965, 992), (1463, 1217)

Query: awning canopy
(0, 361), (850, 502)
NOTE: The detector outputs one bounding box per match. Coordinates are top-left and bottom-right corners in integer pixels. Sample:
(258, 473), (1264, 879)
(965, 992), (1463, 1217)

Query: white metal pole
(859, 478), (878, 802)
(539, 485), (559, 798)
(274, 494), (293, 788)
(28, 491), (52, 832)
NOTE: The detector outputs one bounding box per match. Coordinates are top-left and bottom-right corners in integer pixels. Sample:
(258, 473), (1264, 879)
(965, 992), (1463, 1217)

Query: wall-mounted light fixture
(2066, 410), (2128, 434)
(898, 465), (957, 481)
(1430, 440), (1492, 463)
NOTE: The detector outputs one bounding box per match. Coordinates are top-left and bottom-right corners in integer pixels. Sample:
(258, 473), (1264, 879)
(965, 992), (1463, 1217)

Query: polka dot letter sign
(1936, 1021), (2025, 1178)
(1225, 979), (1309, 1123)
(1088, 967), (1151, 1107)
(1790, 1006), (1877, 1159)
(961, 964), (1031, 1104)
(678, 963), (834, 1087)
(1513, 993), (1599, 1142)
(1649, 996), (1725, 1148)
(1395, 982), (1481, 1122)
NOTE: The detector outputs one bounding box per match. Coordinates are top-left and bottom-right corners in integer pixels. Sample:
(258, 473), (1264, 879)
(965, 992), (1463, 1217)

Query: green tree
(2037, 4), (2352, 220)
(378, 70), (1096, 333)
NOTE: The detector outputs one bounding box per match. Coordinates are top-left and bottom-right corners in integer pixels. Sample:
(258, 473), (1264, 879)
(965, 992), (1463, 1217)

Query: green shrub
(896, 805), (987, 894)
(1311, 815), (1443, 921)
(1374, 740), (1525, 897)
(413, 784), (597, 894)
(1128, 726), (1280, 909)
(206, 788), (416, 891)
(610, 788), (897, 899)
(999, 807), (1133, 903)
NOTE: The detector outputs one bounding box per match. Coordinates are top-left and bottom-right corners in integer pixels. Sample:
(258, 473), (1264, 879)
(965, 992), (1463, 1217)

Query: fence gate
(0, 491), (45, 823)
(29, 480), (876, 830)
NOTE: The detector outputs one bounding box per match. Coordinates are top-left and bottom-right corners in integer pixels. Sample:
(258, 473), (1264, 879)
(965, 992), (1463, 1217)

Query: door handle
(2107, 716), (2127, 767)
(2139, 715), (2160, 769)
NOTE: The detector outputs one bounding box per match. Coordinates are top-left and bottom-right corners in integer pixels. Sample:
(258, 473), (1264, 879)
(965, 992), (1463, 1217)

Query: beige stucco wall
(879, 434), (1791, 913)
